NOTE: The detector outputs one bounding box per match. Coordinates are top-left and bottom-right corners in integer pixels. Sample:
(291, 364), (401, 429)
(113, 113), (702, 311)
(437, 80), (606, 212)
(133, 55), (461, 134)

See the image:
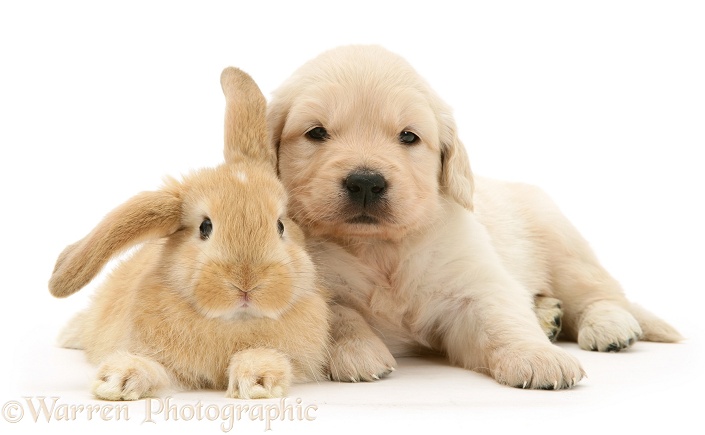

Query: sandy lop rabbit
(48, 67), (330, 401)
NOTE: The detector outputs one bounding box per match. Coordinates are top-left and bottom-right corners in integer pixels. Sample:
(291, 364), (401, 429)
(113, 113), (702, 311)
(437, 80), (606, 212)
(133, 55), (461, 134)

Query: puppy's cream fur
(268, 45), (681, 389)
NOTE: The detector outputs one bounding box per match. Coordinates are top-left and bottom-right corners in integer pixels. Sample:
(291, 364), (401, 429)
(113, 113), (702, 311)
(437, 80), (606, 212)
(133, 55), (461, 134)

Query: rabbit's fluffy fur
(49, 68), (330, 400)
(267, 45), (682, 389)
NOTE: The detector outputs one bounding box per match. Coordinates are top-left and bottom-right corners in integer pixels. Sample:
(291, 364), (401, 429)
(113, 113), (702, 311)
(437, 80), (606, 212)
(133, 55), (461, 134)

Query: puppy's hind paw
(578, 301), (642, 352)
(534, 296), (563, 342)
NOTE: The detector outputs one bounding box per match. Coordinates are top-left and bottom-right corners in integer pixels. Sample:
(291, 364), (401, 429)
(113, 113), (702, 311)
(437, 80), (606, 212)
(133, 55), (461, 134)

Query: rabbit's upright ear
(220, 67), (274, 169)
(49, 189), (182, 298)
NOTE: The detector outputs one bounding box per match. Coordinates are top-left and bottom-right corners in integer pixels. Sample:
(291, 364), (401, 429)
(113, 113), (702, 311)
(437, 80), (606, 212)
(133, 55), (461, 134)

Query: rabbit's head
(49, 68), (316, 321)
(165, 163), (313, 320)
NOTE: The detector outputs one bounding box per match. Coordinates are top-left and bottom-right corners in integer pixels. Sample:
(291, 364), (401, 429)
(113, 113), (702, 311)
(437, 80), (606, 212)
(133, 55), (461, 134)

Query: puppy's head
(268, 45), (474, 241)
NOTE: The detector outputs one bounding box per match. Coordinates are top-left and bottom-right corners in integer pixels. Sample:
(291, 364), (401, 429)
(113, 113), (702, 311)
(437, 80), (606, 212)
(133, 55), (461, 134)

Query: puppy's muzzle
(344, 170), (386, 208)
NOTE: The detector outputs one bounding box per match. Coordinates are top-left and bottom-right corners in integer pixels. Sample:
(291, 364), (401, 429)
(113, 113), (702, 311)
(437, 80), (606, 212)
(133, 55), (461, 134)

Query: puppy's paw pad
(578, 302), (642, 352)
(329, 336), (397, 382)
(227, 349), (292, 399)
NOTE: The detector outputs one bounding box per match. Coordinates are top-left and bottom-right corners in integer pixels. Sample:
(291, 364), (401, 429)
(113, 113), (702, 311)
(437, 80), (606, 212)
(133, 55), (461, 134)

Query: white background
(1, 1), (704, 434)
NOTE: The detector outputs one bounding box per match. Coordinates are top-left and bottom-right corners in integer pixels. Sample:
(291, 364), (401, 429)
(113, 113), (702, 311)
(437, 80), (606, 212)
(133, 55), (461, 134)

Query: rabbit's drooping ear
(49, 189), (182, 298)
(220, 67), (274, 169)
(438, 110), (475, 211)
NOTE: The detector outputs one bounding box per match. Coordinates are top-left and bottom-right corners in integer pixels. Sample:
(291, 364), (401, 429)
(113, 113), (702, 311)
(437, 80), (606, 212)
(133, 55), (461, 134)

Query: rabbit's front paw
(578, 301), (642, 352)
(227, 349), (292, 399)
(93, 352), (169, 401)
(534, 296), (563, 342)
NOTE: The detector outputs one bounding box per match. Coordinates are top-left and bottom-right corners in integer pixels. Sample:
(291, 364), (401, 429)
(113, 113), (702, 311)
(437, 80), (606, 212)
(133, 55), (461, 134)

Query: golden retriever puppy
(267, 45), (682, 389)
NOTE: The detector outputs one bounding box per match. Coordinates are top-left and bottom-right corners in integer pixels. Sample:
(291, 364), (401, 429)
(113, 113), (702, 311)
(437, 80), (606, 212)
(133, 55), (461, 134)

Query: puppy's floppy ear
(48, 187), (183, 298)
(438, 111), (475, 211)
(266, 90), (292, 174)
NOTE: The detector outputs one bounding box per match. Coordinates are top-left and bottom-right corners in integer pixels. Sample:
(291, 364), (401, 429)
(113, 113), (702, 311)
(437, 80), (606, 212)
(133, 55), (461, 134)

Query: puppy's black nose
(345, 171), (386, 207)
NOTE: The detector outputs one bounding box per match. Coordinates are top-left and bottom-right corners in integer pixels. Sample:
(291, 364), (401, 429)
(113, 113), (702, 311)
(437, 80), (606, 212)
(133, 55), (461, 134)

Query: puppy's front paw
(93, 353), (169, 401)
(534, 296), (563, 342)
(329, 336), (397, 382)
(227, 348), (292, 399)
(578, 301), (642, 352)
(489, 343), (585, 390)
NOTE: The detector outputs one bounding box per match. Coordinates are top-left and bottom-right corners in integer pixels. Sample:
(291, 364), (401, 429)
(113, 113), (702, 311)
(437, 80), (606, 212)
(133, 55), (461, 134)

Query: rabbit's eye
(306, 126), (329, 142)
(199, 218), (213, 240)
(399, 130), (419, 145)
(277, 219), (284, 237)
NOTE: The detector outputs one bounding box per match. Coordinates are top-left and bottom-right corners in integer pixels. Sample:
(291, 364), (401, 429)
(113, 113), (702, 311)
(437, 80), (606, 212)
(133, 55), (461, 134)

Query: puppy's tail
(627, 303), (683, 343)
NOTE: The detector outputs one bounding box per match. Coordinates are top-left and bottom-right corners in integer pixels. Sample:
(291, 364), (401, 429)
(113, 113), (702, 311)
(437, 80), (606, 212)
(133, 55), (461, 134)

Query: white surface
(1, 1), (704, 434)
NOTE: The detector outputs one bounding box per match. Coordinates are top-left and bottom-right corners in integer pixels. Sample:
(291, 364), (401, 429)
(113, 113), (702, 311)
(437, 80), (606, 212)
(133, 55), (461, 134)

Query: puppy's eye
(399, 131), (419, 145)
(277, 219), (285, 237)
(199, 218), (213, 240)
(306, 126), (329, 142)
